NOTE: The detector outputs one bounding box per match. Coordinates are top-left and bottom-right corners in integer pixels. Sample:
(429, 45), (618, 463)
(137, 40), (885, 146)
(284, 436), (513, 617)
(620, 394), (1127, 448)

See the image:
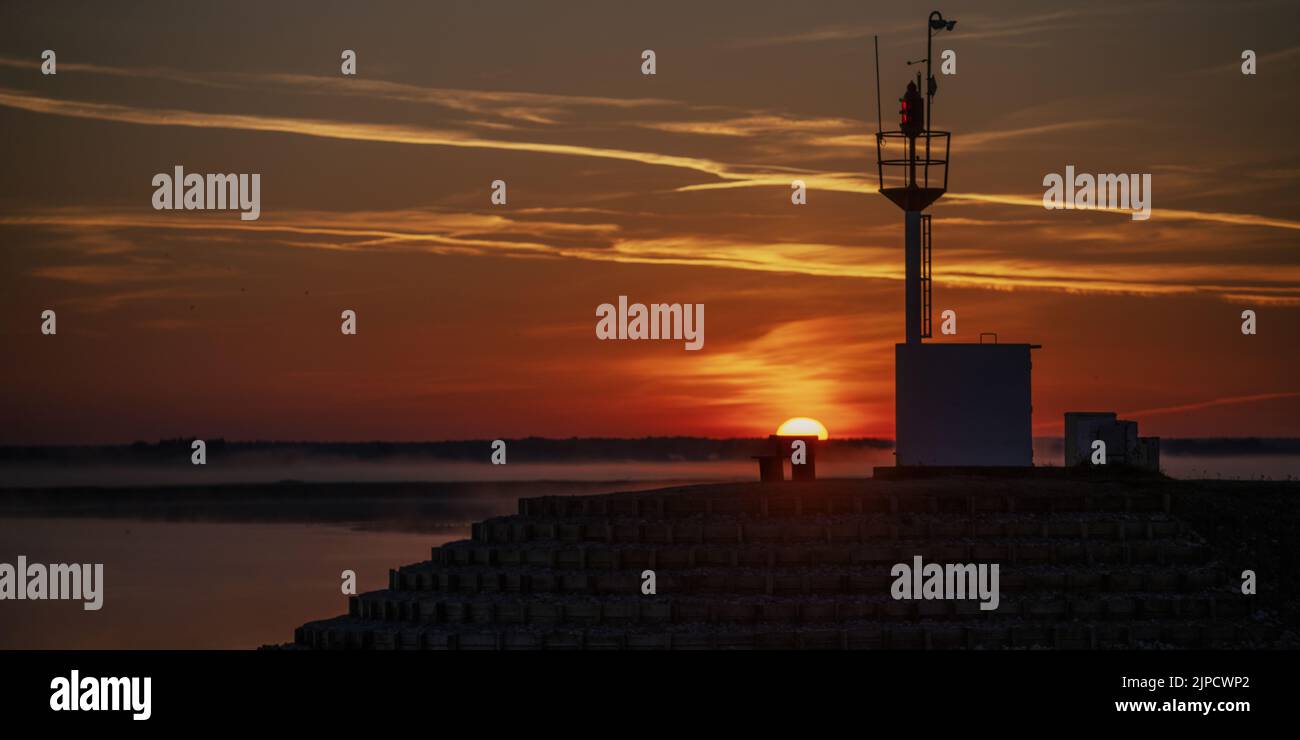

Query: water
(2, 453), (1298, 649)
(0, 517), (441, 649)
(0, 478), (703, 649)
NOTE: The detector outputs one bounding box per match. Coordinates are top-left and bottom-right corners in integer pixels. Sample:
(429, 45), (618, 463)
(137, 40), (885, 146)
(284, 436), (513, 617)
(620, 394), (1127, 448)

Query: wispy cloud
(944, 192), (1300, 232)
(729, 19), (914, 49)
(30, 263), (229, 285)
(0, 87), (745, 180)
(2, 60), (1294, 235)
(1034, 391), (1300, 432)
(254, 73), (675, 125)
(10, 206), (1300, 303)
(732, 7), (1143, 49)
(640, 114), (859, 138)
(0, 56), (676, 127)
(1119, 391), (1300, 421)
(1195, 43), (1300, 75)
(1, 64), (1297, 305)
(623, 314), (896, 434)
(0, 56), (240, 89)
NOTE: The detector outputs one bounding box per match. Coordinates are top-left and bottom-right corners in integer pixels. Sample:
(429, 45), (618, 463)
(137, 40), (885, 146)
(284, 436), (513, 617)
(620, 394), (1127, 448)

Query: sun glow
(775, 417), (829, 440)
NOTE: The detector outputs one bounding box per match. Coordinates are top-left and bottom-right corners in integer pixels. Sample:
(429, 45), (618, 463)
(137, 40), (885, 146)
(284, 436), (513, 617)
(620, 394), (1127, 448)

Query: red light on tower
(900, 81), (924, 138)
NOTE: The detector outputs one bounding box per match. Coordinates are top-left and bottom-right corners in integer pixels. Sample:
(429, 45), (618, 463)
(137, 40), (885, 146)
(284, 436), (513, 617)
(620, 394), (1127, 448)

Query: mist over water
(2, 444), (1296, 648)
(0, 461), (758, 489)
(1030, 439), (1300, 481)
(4, 448), (1300, 488)
(0, 479), (697, 649)
(0, 517), (441, 649)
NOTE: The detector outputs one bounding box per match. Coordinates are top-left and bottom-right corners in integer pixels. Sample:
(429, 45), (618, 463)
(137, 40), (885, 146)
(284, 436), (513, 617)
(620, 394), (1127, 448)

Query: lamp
(931, 16), (956, 31)
(924, 11), (957, 131)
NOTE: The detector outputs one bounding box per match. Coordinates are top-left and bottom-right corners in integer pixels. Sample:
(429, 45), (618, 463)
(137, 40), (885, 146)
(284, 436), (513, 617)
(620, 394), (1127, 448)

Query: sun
(775, 417), (829, 440)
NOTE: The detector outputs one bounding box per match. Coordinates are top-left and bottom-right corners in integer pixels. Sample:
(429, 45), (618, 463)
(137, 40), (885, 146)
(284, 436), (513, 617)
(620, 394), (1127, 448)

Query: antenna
(874, 35), (882, 133)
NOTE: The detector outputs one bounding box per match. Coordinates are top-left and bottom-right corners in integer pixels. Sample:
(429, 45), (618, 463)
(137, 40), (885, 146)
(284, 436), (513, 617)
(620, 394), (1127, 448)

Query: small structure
(774, 434), (820, 482)
(1064, 412), (1160, 471)
(754, 420), (827, 482)
(752, 453), (784, 483)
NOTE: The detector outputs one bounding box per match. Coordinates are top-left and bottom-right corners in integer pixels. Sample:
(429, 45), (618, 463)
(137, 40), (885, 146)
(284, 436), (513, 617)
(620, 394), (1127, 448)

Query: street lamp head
(929, 12), (956, 32)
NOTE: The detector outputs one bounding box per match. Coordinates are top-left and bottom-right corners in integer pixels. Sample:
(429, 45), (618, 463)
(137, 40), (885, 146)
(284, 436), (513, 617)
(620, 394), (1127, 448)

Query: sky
(1, 0), (1298, 444)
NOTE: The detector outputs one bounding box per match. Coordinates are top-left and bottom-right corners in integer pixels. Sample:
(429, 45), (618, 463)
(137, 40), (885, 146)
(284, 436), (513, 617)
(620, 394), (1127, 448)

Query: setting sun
(775, 417), (829, 440)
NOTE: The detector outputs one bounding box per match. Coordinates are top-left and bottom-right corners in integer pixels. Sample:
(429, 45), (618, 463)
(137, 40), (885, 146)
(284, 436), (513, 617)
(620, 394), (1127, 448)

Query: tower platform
(880, 185), (947, 212)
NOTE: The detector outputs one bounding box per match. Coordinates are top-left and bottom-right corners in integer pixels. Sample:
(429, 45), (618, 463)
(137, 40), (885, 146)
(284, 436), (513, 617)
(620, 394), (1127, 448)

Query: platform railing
(875, 130), (950, 192)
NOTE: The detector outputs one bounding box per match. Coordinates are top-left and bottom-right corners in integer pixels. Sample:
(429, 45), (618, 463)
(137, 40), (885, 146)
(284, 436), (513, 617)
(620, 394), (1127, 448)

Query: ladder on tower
(920, 213), (933, 339)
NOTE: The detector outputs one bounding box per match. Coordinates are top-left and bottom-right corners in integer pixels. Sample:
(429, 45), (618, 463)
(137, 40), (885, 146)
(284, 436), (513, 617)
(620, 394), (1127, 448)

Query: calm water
(2, 453), (1298, 649)
(0, 478), (702, 649)
(0, 517), (442, 649)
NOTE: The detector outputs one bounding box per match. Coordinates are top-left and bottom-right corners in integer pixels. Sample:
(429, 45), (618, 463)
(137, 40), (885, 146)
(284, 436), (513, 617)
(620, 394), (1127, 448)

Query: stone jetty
(292, 475), (1280, 649)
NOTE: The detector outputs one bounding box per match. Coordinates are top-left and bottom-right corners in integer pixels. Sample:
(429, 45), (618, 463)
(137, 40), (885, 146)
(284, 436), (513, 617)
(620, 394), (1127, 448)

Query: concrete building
(896, 342), (1035, 466)
(1064, 412), (1160, 471)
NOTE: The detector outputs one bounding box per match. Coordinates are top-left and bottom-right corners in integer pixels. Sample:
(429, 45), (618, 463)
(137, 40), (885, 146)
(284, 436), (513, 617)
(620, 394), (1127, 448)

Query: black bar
(0, 649), (1287, 728)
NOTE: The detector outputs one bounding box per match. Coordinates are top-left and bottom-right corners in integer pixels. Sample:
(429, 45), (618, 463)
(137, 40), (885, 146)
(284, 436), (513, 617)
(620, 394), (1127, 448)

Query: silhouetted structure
(752, 453), (784, 483)
(1065, 412), (1160, 471)
(291, 478), (1275, 650)
(875, 13), (1036, 467)
(751, 434), (821, 482)
(896, 342), (1034, 466)
(776, 434), (819, 481)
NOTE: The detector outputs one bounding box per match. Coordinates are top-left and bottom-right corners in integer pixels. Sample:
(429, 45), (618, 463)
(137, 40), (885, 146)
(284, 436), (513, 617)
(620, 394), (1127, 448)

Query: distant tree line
(2, 436), (1293, 465)
(0, 437), (892, 464)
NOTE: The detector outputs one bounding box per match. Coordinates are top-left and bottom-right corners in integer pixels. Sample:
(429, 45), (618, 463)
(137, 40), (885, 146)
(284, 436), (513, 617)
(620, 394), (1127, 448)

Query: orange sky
(1, 0), (1298, 444)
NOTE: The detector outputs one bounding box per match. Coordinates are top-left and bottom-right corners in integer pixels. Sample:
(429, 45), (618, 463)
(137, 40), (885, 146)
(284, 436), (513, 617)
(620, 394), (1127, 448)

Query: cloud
(1196, 44), (1300, 75)
(0, 208), (616, 261)
(621, 314), (896, 435)
(2, 65), (1295, 237)
(0, 56), (676, 127)
(30, 263), (228, 285)
(675, 171), (1300, 233)
(1122, 391), (1300, 421)
(639, 114), (860, 138)
(0, 56), (240, 89)
(944, 192), (1300, 232)
(253, 73), (676, 125)
(732, 7), (1141, 49)
(0, 87), (744, 181)
(1, 64), (1297, 306)
(9, 205), (1300, 304)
